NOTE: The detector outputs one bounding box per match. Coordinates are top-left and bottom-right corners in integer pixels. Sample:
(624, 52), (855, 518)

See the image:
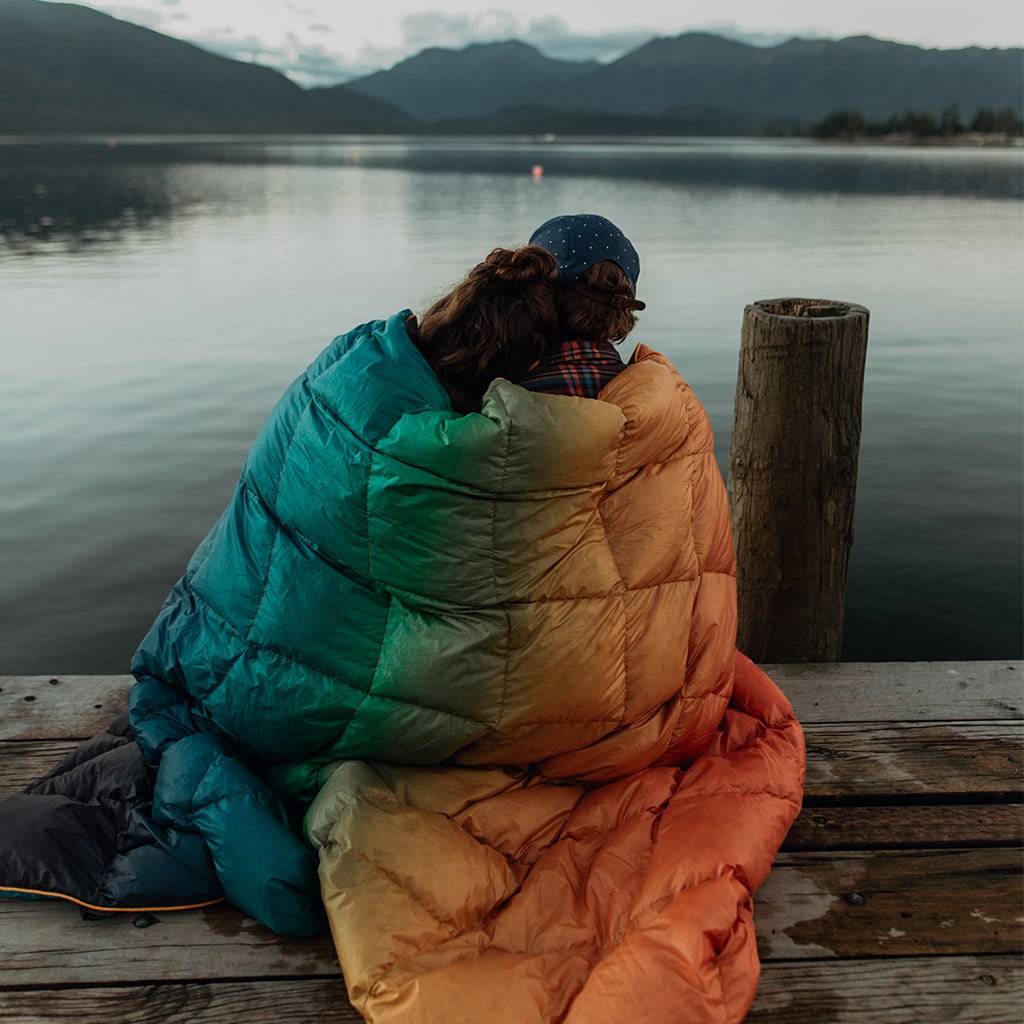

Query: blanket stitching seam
(492, 389), (513, 732)
(599, 415), (630, 726)
(307, 383), (712, 497)
(180, 575), (730, 733)
(325, 845), (464, 934)
(236, 474), (720, 609)
(245, 397), (308, 643)
(357, 776), (760, 984)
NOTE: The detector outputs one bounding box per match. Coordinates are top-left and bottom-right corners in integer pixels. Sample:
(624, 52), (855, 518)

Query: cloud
(95, 4), (166, 29)
(384, 12), (833, 68)
(282, 34), (369, 83)
(177, 10), (660, 86)
(400, 11), (518, 52)
(397, 11), (655, 63)
(187, 27), (373, 86)
(135, 6), (833, 90)
(520, 16), (656, 62)
(186, 27), (278, 61)
(693, 22), (828, 46)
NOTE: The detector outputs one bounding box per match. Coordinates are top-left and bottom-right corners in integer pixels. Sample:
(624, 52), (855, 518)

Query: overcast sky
(73, 1), (1024, 85)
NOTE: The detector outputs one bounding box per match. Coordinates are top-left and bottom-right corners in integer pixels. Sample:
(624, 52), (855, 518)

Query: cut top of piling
(747, 297), (869, 321)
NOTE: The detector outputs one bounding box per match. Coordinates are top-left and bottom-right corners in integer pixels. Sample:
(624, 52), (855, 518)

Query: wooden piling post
(728, 298), (869, 662)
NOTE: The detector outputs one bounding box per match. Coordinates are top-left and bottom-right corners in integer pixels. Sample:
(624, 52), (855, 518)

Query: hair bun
(483, 246), (556, 286)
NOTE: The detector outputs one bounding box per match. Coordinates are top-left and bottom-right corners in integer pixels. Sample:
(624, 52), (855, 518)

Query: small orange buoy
(531, 164), (544, 179)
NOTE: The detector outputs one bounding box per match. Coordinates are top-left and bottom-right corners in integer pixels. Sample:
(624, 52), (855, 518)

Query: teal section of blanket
(127, 310), (500, 935)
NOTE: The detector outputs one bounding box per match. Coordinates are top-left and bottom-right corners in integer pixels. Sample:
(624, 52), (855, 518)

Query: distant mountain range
(323, 41), (600, 122)
(1, 0), (1021, 136)
(343, 33), (1023, 124)
(534, 33), (1024, 122)
(0, 0), (410, 133)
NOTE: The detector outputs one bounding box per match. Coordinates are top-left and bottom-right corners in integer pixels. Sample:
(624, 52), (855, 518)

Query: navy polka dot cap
(529, 213), (640, 293)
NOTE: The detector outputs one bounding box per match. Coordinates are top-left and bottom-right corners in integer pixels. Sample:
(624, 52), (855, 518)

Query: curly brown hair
(408, 246), (641, 411)
(408, 246), (557, 411)
(557, 260), (640, 344)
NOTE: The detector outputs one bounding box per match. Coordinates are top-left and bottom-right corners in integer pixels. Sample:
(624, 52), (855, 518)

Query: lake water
(1, 136), (1021, 672)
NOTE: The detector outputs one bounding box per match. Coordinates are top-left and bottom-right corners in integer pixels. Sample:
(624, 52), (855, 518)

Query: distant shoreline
(0, 132), (1022, 148)
(811, 132), (1023, 148)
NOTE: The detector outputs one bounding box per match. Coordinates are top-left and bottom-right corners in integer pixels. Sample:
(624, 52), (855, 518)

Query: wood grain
(783, 803), (1024, 851)
(0, 958), (1019, 1024)
(0, 899), (337, 986)
(759, 847), (1023, 960)
(0, 740), (77, 797)
(764, 660), (1024, 722)
(729, 298), (869, 662)
(802, 722), (1023, 800)
(0, 979), (360, 1024)
(1, 849), (1019, 986)
(747, 956), (1024, 1023)
(0, 675), (129, 740)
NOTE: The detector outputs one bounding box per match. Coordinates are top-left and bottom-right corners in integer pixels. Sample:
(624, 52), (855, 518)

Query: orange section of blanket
(308, 650), (804, 1023)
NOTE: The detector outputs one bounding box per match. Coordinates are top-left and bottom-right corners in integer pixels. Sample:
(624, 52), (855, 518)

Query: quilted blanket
(0, 311), (804, 1022)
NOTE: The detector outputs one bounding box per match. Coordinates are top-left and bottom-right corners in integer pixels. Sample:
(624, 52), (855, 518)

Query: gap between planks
(1, 742), (1020, 855)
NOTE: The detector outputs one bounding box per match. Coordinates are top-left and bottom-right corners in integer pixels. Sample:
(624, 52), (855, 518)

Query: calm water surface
(1, 136), (1021, 671)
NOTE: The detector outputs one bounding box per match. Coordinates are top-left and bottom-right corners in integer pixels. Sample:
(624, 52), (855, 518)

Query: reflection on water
(0, 137), (1021, 671)
(0, 164), (175, 249)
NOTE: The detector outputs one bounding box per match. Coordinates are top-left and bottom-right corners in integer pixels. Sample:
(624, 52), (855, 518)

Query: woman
(0, 215), (804, 1024)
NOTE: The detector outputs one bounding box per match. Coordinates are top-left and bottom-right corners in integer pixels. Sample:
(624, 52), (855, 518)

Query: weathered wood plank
(764, 661), (1023, 722)
(0, 957), (1019, 1024)
(1, 662), (1020, 743)
(802, 722), (1023, 800)
(747, 956), (1024, 1023)
(0, 979), (361, 1024)
(0, 676), (129, 741)
(761, 848), (1023, 960)
(783, 804), (1024, 851)
(0, 740), (78, 798)
(0, 900), (337, 985)
(4, 722), (1021, 802)
(0, 849), (1019, 986)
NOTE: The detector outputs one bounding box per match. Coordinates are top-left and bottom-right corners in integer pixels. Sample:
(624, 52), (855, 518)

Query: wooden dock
(1, 661), (1021, 1022)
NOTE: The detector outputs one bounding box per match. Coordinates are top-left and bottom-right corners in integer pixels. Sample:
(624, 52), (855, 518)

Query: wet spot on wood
(774, 849), (1023, 959)
(200, 906), (245, 938)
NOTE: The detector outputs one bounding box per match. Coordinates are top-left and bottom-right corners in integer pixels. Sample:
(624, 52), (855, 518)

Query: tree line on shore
(809, 105), (1023, 139)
